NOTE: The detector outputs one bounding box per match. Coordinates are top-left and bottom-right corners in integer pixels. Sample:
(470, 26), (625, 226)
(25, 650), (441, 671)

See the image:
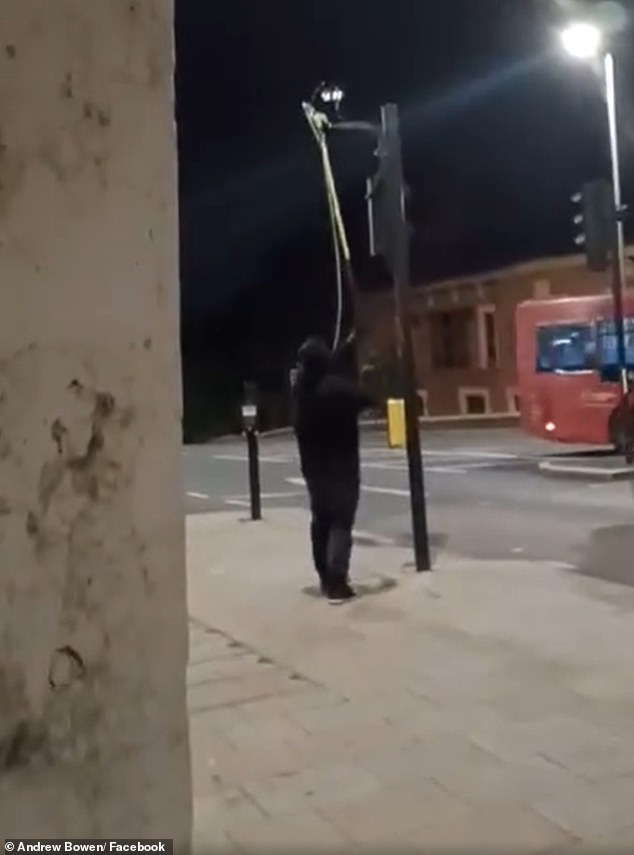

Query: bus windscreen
(535, 323), (595, 373)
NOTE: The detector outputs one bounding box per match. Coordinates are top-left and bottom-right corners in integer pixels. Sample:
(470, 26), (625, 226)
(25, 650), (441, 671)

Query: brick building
(359, 249), (634, 418)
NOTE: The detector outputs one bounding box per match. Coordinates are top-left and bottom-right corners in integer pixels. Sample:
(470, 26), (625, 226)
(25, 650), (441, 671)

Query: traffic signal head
(366, 121), (413, 272)
(572, 179), (613, 272)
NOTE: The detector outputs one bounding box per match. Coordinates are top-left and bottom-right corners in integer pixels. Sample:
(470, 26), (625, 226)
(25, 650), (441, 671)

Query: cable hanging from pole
(326, 173), (344, 352)
(302, 101), (358, 353)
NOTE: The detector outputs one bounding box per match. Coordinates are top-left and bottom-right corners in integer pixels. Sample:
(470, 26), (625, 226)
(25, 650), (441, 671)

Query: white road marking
(286, 477), (426, 498)
(213, 454), (292, 464)
(363, 484), (432, 497)
(211, 454), (249, 462)
(211, 448), (519, 464)
(187, 491), (210, 500)
(361, 485), (411, 496)
(225, 491), (303, 501)
(224, 499), (250, 507)
(451, 461), (511, 470)
(353, 529), (397, 546)
(260, 491), (303, 499)
(363, 462), (408, 471)
(365, 462), (479, 474)
(423, 449), (518, 459)
(364, 455), (517, 473)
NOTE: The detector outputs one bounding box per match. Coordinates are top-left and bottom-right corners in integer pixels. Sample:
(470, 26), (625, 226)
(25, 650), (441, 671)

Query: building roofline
(420, 245), (634, 293)
(364, 246), (634, 302)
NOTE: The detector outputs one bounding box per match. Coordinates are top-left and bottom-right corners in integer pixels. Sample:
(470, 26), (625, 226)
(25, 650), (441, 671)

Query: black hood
(297, 337), (331, 385)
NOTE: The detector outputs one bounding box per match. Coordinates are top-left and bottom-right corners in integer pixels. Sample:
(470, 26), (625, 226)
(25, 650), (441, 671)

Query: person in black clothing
(292, 335), (373, 603)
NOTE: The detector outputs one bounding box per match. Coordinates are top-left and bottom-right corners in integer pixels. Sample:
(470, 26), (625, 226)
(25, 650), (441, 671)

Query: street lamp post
(562, 22), (631, 450)
(603, 50), (630, 402)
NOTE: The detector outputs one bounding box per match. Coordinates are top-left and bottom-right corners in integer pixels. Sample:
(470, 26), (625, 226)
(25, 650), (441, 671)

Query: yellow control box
(386, 398), (406, 448)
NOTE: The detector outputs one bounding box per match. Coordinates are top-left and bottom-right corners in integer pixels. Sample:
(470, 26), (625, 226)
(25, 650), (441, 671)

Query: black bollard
(246, 426), (261, 521)
(242, 382), (262, 521)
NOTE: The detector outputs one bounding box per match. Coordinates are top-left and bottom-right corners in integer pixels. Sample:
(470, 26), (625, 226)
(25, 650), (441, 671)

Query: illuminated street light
(561, 21), (602, 59)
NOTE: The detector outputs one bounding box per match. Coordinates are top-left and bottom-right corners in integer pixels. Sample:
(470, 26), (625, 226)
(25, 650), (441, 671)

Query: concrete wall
(0, 0), (191, 845)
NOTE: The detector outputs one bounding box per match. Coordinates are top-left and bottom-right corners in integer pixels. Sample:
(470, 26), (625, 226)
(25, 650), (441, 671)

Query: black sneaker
(327, 582), (356, 605)
(342, 580), (357, 599)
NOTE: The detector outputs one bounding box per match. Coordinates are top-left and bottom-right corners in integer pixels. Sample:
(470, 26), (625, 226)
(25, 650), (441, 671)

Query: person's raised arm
(329, 373), (375, 415)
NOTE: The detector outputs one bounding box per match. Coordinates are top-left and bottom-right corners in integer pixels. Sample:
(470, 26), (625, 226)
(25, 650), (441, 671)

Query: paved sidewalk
(187, 509), (634, 853)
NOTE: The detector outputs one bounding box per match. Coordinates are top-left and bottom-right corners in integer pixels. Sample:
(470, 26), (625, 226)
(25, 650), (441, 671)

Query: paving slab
(187, 508), (634, 851)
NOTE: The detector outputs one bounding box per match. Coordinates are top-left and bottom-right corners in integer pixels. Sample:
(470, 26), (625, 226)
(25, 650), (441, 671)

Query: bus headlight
(545, 421), (556, 432)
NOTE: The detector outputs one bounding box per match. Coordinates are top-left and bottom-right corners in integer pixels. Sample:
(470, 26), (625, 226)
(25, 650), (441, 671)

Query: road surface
(183, 428), (634, 587)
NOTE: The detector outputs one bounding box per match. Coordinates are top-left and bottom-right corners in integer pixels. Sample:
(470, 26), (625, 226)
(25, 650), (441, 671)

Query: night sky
(175, 0), (633, 378)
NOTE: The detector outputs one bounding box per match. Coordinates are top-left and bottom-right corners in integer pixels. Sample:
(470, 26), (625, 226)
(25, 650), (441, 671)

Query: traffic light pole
(380, 103), (431, 572)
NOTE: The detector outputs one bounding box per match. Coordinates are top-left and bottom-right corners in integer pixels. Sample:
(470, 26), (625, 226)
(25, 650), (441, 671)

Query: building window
(465, 394), (486, 414)
(459, 387), (491, 415)
(485, 311), (497, 365)
(477, 305), (498, 369)
(430, 309), (474, 369)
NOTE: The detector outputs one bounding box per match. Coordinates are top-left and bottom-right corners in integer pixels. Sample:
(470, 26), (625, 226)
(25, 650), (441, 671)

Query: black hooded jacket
(292, 339), (372, 480)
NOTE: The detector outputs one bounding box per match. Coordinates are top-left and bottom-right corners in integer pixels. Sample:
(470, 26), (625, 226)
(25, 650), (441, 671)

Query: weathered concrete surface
(187, 509), (634, 852)
(0, 0), (191, 845)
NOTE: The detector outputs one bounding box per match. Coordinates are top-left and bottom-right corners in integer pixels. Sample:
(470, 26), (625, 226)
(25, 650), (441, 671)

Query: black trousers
(306, 474), (360, 589)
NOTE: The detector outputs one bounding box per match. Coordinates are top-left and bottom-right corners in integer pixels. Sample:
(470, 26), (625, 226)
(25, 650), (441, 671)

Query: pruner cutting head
(302, 101), (331, 132)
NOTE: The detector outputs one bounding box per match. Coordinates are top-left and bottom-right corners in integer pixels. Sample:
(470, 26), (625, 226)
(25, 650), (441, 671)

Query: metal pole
(380, 103), (431, 572)
(604, 52), (629, 398)
(246, 428), (261, 521)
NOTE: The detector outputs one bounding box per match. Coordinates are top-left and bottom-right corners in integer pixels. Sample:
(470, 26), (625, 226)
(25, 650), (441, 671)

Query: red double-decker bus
(516, 294), (634, 449)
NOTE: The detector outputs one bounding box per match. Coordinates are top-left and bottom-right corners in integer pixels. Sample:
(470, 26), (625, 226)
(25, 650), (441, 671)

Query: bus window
(535, 323), (595, 373)
(595, 318), (634, 372)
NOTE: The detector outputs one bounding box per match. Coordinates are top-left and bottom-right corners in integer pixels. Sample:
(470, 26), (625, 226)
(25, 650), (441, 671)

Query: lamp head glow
(561, 21), (602, 59)
(320, 85), (344, 106)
